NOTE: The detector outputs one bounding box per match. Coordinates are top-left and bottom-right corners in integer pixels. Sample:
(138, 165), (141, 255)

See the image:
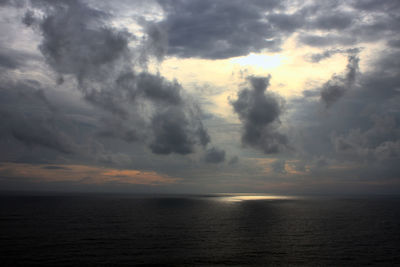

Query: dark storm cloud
(89, 71), (211, 155)
(204, 147), (226, 164)
(135, 72), (182, 105)
(150, 109), (193, 154)
(110, 71), (211, 153)
(320, 54), (359, 107)
(150, 106), (209, 155)
(155, 0), (286, 59)
(231, 75), (287, 154)
(22, 0), (211, 155)
(154, 0), (400, 58)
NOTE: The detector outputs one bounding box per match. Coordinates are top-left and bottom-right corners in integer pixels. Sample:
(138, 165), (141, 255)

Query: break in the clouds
(0, 0), (399, 194)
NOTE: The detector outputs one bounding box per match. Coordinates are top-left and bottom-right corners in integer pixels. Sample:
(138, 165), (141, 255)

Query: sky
(0, 0), (399, 194)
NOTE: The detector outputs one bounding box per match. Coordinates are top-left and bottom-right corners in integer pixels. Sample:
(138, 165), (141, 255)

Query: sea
(1, 193), (399, 266)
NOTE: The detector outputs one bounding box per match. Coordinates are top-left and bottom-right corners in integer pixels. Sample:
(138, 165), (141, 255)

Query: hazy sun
(231, 53), (285, 70)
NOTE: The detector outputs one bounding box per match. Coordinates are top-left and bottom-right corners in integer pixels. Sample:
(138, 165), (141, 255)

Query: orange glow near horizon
(0, 163), (180, 185)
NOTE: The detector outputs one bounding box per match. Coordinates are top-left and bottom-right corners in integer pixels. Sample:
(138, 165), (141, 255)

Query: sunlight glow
(231, 53), (285, 70)
(0, 163), (180, 185)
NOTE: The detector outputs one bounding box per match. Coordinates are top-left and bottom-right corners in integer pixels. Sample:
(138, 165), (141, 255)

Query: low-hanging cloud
(231, 75), (287, 154)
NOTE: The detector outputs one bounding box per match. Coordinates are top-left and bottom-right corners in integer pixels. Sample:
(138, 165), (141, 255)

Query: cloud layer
(0, 0), (399, 193)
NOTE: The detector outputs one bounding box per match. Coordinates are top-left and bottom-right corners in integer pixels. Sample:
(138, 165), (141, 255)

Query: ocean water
(1, 193), (399, 266)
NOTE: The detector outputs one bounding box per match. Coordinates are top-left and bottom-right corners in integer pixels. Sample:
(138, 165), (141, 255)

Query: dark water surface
(1, 194), (399, 266)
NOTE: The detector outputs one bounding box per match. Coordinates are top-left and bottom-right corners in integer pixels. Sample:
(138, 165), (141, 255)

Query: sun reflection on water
(217, 194), (295, 202)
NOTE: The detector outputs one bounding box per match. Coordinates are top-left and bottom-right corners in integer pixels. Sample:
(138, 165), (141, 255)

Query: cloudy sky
(0, 0), (399, 194)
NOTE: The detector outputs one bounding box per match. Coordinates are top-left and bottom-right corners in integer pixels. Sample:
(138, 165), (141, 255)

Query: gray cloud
(387, 39), (400, 48)
(297, 1), (400, 48)
(150, 106), (209, 155)
(310, 12), (354, 30)
(266, 12), (305, 32)
(332, 114), (400, 161)
(155, 0), (285, 59)
(135, 72), (182, 105)
(0, 53), (20, 69)
(96, 115), (141, 143)
(351, 0), (400, 12)
(287, 50), (400, 182)
(0, 81), (76, 155)
(1, 0), (399, 193)
(204, 147), (226, 164)
(231, 75), (287, 153)
(0, 47), (39, 70)
(139, 20), (168, 63)
(228, 155), (239, 165)
(0, 79), (140, 168)
(305, 48), (361, 63)
(21, 9), (35, 26)
(34, 1), (129, 83)
(0, 0), (25, 7)
(320, 54), (359, 107)
(155, 0), (400, 58)
(10, 117), (74, 154)
(23, 0), (211, 155)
